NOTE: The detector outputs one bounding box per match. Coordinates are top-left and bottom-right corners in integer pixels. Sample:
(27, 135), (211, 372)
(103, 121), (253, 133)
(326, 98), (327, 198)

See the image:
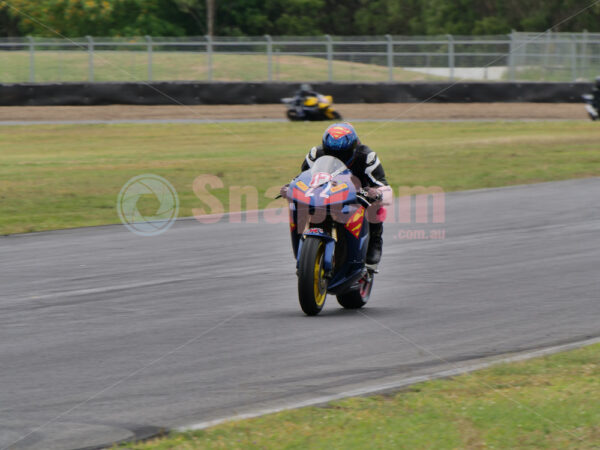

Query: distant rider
(294, 83), (320, 107)
(593, 76), (600, 112)
(281, 123), (391, 266)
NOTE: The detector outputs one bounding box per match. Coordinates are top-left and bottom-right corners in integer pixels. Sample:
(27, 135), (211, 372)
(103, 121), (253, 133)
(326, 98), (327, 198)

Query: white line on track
(180, 336), (600, 432)
(9, 277), (195, 302)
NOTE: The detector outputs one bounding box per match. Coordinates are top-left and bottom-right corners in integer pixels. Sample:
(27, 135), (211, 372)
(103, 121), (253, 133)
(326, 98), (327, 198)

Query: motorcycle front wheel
(297, 237), (328, 316)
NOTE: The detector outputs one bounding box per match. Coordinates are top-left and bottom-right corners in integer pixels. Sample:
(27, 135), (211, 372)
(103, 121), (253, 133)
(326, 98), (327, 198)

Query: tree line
(2, 0), (600, 37)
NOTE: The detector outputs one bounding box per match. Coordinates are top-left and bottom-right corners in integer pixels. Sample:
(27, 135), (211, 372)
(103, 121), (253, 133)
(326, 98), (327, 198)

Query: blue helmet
(322, 123), (359, 164)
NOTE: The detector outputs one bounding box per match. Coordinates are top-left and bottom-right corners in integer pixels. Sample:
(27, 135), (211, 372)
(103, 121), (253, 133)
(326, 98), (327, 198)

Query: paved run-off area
(0, 178), (598, 449)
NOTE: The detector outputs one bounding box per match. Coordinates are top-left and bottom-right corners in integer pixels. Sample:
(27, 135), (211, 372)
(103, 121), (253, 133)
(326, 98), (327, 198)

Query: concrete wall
(0, 82), (592, 106)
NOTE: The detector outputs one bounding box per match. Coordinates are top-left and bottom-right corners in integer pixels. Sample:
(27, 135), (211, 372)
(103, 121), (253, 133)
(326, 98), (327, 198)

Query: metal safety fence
(0, 32), (599, 84)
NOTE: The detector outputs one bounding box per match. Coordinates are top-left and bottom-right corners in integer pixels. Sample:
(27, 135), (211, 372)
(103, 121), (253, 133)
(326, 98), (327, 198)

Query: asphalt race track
(1, 178), (599, 449)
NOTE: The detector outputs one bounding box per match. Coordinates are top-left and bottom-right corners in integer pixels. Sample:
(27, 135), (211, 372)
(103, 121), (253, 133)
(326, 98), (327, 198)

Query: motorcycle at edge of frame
(583, 76), (600, 121)
(281, 93), (343, 121)
(582, 94), (599, 121)
(283, 155), (378, 316)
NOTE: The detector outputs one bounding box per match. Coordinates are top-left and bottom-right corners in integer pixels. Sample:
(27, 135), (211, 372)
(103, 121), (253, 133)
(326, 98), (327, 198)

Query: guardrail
(0, 32), (599, 84)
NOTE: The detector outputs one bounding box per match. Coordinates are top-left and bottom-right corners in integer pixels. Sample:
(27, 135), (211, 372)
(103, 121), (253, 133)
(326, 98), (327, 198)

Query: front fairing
(289, 156), (358, 209)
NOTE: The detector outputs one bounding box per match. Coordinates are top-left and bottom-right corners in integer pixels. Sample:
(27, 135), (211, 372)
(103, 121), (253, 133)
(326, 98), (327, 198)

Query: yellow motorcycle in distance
(282, 93), (343, 121)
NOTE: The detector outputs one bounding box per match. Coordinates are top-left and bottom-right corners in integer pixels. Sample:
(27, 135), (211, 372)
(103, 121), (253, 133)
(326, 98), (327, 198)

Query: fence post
(543, 30), (551, 72)
(325, 34), (333, 81)
(507, 31), (516, 81)
(571, 34), (577, 81)
(385, 34), (393, 82)
(145, 35), (153, 81)
(27, 36), (35, 82)
(205, 35), (213, 81)
(447, 34), (454, 81)
(86, 35), (94, 82)
(265, 34), (273, 81)
(581, 29), (588, 78)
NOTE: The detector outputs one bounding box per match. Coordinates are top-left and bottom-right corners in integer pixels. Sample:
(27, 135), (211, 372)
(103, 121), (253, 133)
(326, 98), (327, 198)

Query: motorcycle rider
(294, 83), (319, 107)
(281, 123), (391, 266)
(291, 83), (321, 119)
(593, 76), (600, 112)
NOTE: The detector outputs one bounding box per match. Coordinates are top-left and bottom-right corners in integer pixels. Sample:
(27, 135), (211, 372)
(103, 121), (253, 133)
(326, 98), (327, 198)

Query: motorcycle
(284, 155), (376, 316)
(281, 94), (342, 121)
(582, 94), (599, 121)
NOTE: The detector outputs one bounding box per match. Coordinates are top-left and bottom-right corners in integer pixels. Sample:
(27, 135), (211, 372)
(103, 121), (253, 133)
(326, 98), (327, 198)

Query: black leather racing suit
(301, 144), (388, 264)
(301, 144), (388, 187)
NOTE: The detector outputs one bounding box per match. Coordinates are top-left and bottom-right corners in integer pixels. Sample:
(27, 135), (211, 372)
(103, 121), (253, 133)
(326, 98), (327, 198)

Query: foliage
(1, 0), (600, 37)
(175, 0), (326, 36)
(352, 0), (425, 35)
(422, 0), (600, 35)
(0, 0), (194, 37)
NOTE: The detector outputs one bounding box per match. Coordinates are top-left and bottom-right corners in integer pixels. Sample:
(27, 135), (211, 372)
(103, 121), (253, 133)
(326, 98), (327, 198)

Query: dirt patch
(0, 103), (589, 122)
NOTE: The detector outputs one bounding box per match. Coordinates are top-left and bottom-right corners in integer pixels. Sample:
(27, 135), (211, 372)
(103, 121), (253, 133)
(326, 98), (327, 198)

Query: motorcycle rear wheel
(324, 109), (342, 121)
(336, 272), (373, 309)
(297, 237), (328, 316)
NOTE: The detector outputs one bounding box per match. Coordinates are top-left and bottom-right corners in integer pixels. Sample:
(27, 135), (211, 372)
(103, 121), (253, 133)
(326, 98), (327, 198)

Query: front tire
(336, 272), (373, 309)
(297, 237), (328, 316)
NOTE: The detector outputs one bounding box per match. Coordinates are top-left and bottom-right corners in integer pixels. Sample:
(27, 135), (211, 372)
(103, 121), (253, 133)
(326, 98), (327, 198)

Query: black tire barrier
(0, 81), (593, 106)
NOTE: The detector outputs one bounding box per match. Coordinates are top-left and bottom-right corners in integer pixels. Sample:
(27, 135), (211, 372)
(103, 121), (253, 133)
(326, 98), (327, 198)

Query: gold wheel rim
(313, 244), (326, 307)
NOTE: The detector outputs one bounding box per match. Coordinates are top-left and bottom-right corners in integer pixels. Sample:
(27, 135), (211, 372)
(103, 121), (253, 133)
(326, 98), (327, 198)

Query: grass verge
(0, 52), (443, 83)
(1, 121), (599, 234)
(120, 343), (600, 449)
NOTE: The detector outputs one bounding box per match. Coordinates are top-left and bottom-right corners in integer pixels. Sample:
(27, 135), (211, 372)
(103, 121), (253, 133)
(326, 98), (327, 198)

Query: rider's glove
(279, 183), (290, 199)
(364, 187), (383, 202)
(357, 187), (384, 208)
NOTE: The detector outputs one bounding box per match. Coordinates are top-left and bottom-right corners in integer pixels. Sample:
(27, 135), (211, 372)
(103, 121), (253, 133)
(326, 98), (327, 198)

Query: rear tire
(336, 273), (373, 309)
(297, 237), (328, 316)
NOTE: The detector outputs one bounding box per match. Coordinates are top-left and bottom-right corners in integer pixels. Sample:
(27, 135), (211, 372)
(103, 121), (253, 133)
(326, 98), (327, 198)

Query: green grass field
(1, 121), (600, 235)
(0, 51), (443, 83)
(120, 343), (600, 449)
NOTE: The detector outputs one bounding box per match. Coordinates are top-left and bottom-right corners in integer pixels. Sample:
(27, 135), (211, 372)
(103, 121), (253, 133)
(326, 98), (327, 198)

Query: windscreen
(310, 155), (348, 175)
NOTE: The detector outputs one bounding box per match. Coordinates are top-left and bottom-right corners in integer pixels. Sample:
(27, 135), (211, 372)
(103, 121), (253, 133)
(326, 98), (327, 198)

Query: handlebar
(356, 188), (373, 208)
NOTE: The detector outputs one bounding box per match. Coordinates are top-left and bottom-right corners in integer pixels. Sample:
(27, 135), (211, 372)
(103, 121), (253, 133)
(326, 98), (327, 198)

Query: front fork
(291, 207), (337, 277)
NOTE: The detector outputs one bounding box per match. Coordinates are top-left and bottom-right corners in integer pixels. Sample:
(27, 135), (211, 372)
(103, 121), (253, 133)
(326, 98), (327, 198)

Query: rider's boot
(366, 222), (383, 266)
